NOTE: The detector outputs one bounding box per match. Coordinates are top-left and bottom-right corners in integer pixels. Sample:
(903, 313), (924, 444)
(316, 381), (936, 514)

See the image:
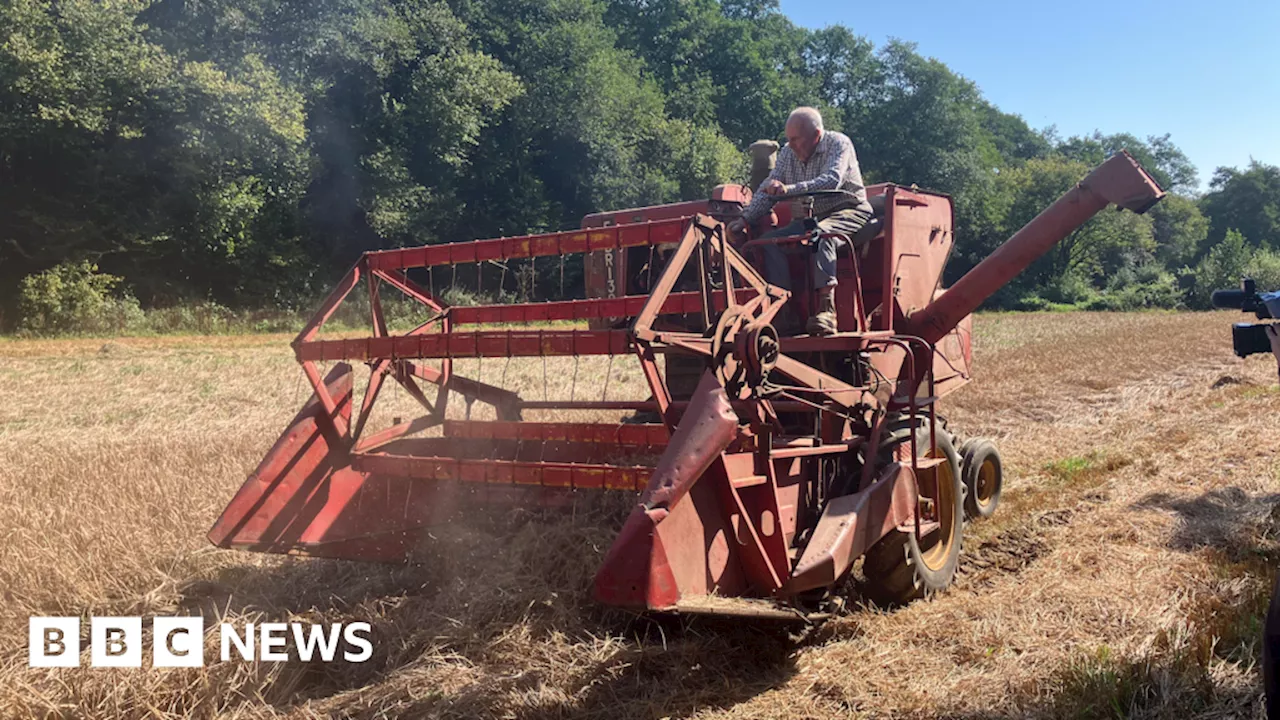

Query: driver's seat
(849, 193), (886, 248)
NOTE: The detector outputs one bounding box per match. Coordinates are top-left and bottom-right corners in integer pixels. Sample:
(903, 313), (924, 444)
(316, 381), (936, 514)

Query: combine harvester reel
(210, 153), (1164, 619)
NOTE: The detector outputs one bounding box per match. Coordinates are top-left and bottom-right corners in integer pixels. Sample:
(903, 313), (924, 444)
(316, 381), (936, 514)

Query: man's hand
(761, 179), (788, 196)
(727, 217), (747, 243)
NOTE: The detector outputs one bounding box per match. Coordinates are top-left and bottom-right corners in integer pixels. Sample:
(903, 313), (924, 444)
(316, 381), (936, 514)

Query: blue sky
(779, 0), (1280, 191)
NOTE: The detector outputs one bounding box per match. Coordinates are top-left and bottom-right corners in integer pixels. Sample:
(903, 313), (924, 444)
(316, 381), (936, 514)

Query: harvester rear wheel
(860, 423), (963, 607)
(961, 439), (1002, 520)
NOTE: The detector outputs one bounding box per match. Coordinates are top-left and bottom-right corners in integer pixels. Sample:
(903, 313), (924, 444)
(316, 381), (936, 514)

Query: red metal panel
(461, 460), (486, 484)
(600, 298), (628, 319)
(448, 332), (478, 357)
(588, 228), (618, 250)
(471, 306), (504, 324)
(361, 215), (708, 272)
(353, 454), (654, 489)
(476, 332), (508, 356)
(487, 461), (515, 485)
(651, 219), (684, 245)
(299, 330), (633, 360)
(542, 465), (571, 488)
(449, 243), (478, 264)
(369, 337), (396, 358)
(561, 232), (589, 254)
(343, 338), (369, 362)
(618, 224), (651, 248)
(505, 236), (533, 259)
(473, 238), (504, 262)
(401, 247), (428, 269)
(441, 420), (668, 447)
(543, 332), (573, 355)
(418, 334), (445, 357)
(576, 467), (605, 489)
(508, 331), (543, 355)
(448, 290), (758, 327)
(425, 246), (451, 267)
(523, 303), (550, 323)
(532, 235), (560, 257)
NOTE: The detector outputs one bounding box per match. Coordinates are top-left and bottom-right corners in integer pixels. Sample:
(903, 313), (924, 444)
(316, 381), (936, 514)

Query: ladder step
(731, 474), (769, 489)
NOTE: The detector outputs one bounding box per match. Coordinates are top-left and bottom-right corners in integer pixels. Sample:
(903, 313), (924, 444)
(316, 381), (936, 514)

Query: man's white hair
(787, 107), (824, 132)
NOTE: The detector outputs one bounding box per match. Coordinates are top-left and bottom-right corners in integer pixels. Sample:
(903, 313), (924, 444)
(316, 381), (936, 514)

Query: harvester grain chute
(209, 151), (1164, 617)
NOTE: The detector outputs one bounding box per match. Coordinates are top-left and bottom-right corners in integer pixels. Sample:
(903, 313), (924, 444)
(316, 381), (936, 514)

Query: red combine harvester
(209, 152), (1164, 617)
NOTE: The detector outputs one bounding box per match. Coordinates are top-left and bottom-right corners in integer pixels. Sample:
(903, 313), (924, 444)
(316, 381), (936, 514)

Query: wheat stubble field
(2, 311), (1280, 719)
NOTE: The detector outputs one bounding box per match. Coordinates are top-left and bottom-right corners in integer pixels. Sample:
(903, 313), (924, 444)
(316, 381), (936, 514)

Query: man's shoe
(807, 287), (838, 336)
(806, 311), (838, 336)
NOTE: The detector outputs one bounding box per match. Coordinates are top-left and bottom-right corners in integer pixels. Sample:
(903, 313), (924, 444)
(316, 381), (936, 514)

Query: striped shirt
(741, 130), (872, 224)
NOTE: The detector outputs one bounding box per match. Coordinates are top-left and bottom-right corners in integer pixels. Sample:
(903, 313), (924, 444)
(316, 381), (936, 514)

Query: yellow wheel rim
(976, 458), (997, 507)
(919, 450), (957, 571)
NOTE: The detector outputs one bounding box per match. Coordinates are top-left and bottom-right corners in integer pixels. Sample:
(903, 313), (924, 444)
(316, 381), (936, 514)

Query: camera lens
(1212, 289), (1249, 309)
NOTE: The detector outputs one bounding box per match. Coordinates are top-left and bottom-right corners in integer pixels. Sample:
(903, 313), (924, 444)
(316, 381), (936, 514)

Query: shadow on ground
(1132, 486), (1280, 559)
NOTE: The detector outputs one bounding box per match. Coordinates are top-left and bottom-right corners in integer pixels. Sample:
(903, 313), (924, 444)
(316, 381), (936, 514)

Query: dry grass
(2, 311), (1279, 718)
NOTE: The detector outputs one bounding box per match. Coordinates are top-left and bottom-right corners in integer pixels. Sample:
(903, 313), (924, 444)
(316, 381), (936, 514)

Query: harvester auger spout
(904, 150), (1165, 344)
(210, 152), (1164, 618)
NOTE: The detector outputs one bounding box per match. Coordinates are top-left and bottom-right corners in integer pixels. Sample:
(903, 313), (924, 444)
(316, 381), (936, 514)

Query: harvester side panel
(884, 187), (956, 322)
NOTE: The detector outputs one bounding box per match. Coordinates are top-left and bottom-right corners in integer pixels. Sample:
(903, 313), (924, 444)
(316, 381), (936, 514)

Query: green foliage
(1058, 131), (1198, 194)
(18, 261), (144, 335)
(1246, 248), (1280, 291)
(1189, 229), (1254, 308)
(1, 0), (1270, 334)
(1041, 271), (1099, 306)
(1088, 264), (1183, 311)
(1199, 161), (1280, 253)
(1150, 194), (1209, 268)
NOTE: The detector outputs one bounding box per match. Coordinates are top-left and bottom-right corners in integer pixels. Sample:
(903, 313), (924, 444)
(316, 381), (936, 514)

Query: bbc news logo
(29, 617), (373, 667)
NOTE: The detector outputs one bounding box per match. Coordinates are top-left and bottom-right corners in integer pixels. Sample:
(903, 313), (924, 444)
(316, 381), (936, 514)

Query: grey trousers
(756, 207), (872, 291)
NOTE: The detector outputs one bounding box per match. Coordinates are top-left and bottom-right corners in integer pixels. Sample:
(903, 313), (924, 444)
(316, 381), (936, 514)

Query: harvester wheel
(961, 439), (1002, 520)
(860, 424), (963, 607)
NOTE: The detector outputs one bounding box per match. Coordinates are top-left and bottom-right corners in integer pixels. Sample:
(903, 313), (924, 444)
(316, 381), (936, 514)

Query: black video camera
(1211, 278), (1280, 357)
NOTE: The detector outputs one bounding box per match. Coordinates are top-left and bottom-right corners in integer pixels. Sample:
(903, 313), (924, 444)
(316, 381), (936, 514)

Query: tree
(603, 0), (815, 145)
(994, 155), (1154, 295)
(1199, 161), (1280, 253)
(451, 0), (741, 243)
(1149, 194), (1208, 268)
(1058, 131), (1198, 195)
(0, 0), (311, 306)
(1189, 228), (1254, 308)
(0, 0), (1242, 323)
(802, 25), (879, 136)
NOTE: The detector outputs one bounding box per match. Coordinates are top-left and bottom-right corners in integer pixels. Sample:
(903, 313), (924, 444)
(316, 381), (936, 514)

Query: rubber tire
(961, 439), (1002, 520)
(861, 423), (964, 607)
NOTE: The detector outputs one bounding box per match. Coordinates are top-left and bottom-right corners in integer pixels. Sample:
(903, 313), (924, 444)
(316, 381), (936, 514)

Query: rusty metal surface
(786, 463), (919, 594)
(353, 453), (653, 491)
(297, 329), (633, 362)
(640, 372), (740, 511)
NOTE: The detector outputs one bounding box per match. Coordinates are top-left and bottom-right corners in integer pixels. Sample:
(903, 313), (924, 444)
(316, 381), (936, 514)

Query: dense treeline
(3, 0), (1279, 332)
